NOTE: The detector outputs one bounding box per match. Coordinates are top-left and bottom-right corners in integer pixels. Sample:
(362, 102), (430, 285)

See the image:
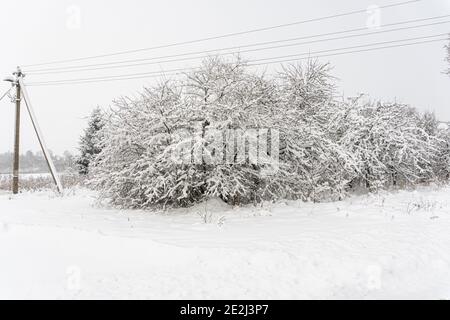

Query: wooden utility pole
(3, 67), (63, 194)
(12, 68), (22, 194)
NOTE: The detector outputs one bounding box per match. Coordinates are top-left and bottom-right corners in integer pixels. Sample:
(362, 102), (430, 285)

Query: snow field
(0, 185), (449, 299)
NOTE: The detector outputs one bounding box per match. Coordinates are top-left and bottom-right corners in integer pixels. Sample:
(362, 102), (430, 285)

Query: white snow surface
(0, 186), (450, 300)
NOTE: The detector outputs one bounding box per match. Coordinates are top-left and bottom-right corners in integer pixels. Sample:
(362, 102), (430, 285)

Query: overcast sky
(0, 0), (449, 155)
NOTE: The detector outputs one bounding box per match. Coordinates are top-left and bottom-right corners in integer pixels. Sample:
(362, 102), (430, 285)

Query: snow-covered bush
(272, 61), (357, 202)
(446, 42), (450, 75)
(339, 98), (443, 190)
(90, 58), (282, 208)
(89, 57), (449, 209)
(435, 125), (450, 181)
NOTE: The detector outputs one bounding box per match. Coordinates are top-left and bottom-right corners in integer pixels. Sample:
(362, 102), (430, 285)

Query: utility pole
(3, 67), (63, 194)
(12, 67), (22, 194)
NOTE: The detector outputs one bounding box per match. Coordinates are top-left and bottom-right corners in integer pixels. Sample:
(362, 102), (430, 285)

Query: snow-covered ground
(0, 185), (450, 300)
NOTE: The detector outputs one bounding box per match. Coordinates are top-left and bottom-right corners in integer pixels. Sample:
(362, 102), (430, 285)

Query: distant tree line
(0, 150), (76, 174)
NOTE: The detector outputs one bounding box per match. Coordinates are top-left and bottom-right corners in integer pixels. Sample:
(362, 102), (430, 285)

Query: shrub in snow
(446, 42), (450, 75)
(435, 126), (450, 181)
(90, 58), (282, 208)
(274, 61), (357, 202)
(339, 99), (443, 190)
(89, 57), (450, 209)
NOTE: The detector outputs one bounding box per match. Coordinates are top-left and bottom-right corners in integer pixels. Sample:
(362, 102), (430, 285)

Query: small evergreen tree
(76, 107), (104, 175)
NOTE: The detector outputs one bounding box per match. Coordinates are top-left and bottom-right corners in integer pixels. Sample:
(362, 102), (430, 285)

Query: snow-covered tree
(338, 98), (442, 190)
(90, 58), (281, 208)
(432, 120), (450, 181)
(439, 129), (450, 180)
(273, 61), (357, 202)
(76, 107), (104, 175)
(180, 57), (280, 205)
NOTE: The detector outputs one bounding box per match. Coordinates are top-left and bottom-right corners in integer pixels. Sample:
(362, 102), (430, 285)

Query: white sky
(0, 0), (449, 155)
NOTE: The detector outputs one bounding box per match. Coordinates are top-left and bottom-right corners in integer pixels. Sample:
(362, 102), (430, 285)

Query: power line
(26, 35), (449, 87)
(21, 0), (422, 68)
(249, 37), (449, 66)
(27, 14), (450, 74)
(27, 72), (183, 86)
(29, 66), (194, 84)
(26, 38), (445, 87)
(24, 19), (450, 76)
(26, 35), (449, 86)
(248, 33), (449, 63)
